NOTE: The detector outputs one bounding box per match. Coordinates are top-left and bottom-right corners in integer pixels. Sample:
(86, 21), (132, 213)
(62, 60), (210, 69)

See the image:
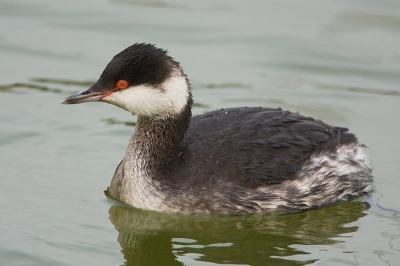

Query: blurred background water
(1, 0), (400, 265)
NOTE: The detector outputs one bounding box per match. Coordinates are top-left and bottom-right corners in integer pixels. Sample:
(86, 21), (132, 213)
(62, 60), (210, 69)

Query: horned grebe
(62, 43), (373, 214)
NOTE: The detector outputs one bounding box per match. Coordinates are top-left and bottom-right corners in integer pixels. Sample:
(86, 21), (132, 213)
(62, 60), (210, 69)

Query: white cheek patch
(103, 85), (172, 116)
(101, 75), (189, 117)
(162, 74), (190, 115)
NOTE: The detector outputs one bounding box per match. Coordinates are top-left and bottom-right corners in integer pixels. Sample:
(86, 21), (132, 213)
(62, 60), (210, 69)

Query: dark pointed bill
(62, 89), (103, 104)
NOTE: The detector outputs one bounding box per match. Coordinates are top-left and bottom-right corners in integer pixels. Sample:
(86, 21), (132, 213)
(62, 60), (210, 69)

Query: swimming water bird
(62, 43), (373, 214)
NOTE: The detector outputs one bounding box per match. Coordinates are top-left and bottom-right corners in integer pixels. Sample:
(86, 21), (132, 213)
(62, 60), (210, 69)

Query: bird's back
(163, 107), (350, 190)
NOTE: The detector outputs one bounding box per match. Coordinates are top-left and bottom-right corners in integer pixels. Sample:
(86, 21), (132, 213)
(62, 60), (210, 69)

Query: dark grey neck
(129, 96), (193, 172)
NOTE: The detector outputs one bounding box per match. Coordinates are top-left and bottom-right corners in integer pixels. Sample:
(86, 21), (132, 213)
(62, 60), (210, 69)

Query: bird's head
(62, 43), (191, 118)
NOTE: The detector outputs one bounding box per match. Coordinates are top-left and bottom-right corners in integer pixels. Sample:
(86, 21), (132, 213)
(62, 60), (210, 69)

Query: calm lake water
(1, 0), (400, 265)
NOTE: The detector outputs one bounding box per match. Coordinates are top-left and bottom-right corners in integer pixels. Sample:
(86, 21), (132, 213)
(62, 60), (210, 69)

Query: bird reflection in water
(108, 201), (369, 265)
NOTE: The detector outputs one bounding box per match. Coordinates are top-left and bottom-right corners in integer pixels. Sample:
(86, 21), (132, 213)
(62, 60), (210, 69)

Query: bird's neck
(108, 89), (192, 210)
(129, 97), (192, 169)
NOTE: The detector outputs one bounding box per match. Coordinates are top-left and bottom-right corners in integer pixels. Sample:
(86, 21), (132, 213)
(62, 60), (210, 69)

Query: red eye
(116, 80), (128, 89)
